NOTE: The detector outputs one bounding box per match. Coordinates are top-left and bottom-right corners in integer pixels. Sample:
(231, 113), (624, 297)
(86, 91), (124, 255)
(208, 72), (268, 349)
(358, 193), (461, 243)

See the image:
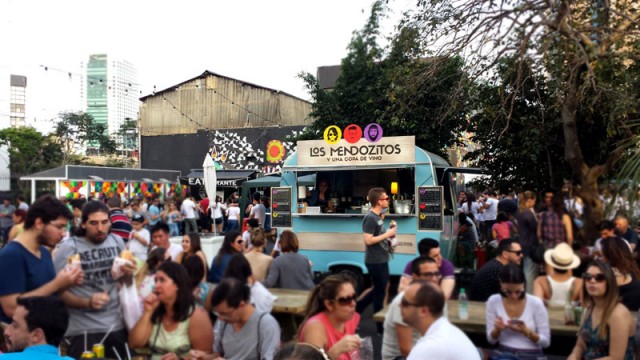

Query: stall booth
(272, 133), (484, 285)
(20, 165), (183, 203)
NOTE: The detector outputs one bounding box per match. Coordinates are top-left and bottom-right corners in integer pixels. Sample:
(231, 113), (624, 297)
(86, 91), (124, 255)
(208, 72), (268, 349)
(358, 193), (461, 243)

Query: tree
(297, 1), (470, 159)
(407, 0), (640, 240)
(53, 112), (117, 163)
(0, 127), (63, 193)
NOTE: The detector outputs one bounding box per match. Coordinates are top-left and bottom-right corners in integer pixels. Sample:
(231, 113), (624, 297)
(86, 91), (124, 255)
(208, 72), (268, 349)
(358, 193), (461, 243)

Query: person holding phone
(486, 264), (551, 359)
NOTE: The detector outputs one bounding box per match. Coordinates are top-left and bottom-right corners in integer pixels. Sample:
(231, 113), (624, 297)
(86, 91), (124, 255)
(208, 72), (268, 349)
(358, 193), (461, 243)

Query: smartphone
(509, 319), (524, 326)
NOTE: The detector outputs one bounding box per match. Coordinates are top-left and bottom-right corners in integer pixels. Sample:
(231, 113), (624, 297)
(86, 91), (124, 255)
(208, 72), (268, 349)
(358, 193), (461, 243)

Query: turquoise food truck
(269, 135), (482, 288)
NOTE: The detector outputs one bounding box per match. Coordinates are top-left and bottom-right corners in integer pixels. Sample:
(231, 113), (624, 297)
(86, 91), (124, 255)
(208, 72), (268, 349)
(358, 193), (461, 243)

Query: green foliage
(54, 112), (117, 161)
(297, 1), (469, 159)
(0, 127), (63, 191)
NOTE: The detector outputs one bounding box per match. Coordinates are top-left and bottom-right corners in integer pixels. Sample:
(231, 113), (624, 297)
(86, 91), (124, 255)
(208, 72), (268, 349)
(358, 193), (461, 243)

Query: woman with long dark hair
(600, 237), (640, 311)
(129, 262), (213, 359)
(568, 261), (635, 360)
(176, 232), (208, 281)
(298, 274), (361, 360)
(486, 264), (550, 359)
(207, 230), (243, 283)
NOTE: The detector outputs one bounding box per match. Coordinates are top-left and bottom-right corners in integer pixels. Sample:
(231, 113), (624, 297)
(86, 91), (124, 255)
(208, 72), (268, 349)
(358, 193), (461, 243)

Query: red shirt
(200, 198), (210, 213)
(299, 311), (360, 360)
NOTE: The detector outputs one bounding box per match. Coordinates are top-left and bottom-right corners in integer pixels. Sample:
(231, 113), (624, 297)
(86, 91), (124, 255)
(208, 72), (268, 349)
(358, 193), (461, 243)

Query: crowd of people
(0, 184), (639, 359)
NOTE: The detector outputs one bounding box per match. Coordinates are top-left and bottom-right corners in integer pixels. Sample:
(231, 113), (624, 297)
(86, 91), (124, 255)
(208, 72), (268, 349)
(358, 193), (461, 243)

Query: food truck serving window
(297, 168), (415, 214)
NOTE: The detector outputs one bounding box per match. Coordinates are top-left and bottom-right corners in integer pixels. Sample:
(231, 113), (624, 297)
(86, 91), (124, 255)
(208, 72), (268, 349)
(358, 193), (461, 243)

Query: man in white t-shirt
(382, 257), (445, 360)
(403, 282), (480, 360)
(128, 214), (150, 260)
(481, 190), (499, 239)
(181, 196), (198, 234)
(150, 222), (182, 260)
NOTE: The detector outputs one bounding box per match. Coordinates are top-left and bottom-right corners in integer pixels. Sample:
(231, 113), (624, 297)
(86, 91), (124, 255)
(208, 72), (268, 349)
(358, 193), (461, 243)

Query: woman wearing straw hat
(533, 243), (583, 307)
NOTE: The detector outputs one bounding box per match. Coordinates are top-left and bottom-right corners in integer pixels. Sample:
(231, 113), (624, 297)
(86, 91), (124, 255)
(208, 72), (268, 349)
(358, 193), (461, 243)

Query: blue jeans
(169, 223), (180, 237)
(227, 220), (239, 231)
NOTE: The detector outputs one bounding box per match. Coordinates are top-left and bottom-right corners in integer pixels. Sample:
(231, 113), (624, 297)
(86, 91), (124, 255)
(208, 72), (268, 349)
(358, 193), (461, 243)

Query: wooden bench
(374, 300), (580, 336)
(270, 288), (310, 315)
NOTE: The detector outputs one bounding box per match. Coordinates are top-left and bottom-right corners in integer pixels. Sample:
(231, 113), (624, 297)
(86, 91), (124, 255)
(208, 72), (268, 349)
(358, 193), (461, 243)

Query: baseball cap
(131, 214), (145, 223)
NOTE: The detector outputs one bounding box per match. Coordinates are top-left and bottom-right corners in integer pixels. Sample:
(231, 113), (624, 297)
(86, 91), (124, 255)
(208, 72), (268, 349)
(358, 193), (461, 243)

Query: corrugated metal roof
(140, 70), (310, 103)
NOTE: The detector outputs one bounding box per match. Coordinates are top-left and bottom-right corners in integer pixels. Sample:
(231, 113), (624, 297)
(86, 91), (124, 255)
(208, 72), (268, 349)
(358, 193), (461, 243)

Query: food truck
(270, 131), (482, 288)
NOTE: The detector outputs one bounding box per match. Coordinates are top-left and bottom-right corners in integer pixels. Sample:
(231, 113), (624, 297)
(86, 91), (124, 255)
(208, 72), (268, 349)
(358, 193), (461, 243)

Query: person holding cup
(298, 274), (362, 360)
(486, 264), (550, 359)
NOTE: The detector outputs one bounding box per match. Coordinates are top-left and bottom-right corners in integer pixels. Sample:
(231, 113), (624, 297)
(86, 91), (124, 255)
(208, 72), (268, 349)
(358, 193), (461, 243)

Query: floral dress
(579, 309), (635, 360)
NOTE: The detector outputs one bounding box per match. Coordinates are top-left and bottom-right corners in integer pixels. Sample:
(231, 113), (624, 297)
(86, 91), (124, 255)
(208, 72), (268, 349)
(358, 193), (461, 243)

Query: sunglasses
(235, 239), (244, 244)
(400, 296), (425, 308)
(583, 273), (607, 282)
(334, 294), (357, 306)
(419, 271), (441, 278)
(500, 288), (526, 298)
(507, 249), (523, 256)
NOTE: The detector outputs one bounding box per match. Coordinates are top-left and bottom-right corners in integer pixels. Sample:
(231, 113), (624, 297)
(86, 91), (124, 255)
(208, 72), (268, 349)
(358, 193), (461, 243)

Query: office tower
(82, 54), (139, 150)
(9, 75), (27, 128)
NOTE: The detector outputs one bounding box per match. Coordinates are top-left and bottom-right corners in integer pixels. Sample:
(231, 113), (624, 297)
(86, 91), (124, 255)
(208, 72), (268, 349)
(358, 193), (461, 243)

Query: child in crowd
(492, 212), (514, 242)
(129, 214), (150, 261)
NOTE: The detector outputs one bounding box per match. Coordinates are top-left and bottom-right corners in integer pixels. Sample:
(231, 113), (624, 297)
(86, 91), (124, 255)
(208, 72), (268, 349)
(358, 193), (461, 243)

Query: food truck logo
(344, 124), (362, 144)
(364, 123), (383, 143)
(323, 126), (342, 145)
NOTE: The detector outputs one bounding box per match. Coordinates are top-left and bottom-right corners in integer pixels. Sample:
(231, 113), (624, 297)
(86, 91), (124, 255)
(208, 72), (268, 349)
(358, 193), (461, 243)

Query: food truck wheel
(332, 266), (364, 294)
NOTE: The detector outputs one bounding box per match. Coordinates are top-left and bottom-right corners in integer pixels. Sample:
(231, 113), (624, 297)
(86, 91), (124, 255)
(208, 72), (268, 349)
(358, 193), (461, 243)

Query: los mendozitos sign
(297, 136), (415, 167)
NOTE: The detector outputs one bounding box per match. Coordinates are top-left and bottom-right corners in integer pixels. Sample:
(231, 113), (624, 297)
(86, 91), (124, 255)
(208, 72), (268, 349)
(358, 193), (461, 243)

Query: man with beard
(2, 296), (73, 359)
(0, 195), (81, 325)
(53, 201), (136, 359)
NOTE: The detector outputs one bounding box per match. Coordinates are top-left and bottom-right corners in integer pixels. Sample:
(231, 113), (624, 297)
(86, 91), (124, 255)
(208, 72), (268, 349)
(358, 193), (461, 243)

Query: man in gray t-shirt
(53, 201), (136, 360)
(356, 187), (396, 325)
(210, 278), (280, 360)
(249, 192), (267, 228)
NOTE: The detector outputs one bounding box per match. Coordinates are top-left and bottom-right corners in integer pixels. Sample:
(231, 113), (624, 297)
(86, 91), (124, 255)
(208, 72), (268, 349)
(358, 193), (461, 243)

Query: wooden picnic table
(270, 288), (310, 315)
(374, 300), (580, 337)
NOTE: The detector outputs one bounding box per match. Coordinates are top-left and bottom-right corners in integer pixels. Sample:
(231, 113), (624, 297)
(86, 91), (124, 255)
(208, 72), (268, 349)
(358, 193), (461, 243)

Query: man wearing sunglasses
(357, 187), (397, 329)
(402, 281), (481, 360)
(469, 239), (523, 301)
(382, 257), (443, 360)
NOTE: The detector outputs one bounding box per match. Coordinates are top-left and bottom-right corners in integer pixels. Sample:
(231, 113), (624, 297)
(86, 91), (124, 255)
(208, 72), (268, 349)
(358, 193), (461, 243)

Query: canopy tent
(240, 173), (317, 213)
(20, 165), (181, 203)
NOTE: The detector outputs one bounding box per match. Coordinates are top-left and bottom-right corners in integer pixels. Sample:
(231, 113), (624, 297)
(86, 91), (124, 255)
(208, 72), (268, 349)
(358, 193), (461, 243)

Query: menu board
(417, 186), (444, 231)
(271, 187), (292, 228)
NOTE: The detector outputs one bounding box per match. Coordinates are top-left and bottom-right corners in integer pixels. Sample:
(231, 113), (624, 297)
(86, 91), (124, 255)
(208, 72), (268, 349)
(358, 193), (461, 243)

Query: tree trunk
(561, 67), (604, 243)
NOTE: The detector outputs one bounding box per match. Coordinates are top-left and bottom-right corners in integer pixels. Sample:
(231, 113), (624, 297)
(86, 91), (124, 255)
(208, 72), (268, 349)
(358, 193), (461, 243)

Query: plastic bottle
(458, 288), (469, 320)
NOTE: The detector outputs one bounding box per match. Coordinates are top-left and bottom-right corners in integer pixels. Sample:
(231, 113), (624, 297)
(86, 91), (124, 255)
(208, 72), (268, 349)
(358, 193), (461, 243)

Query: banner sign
(297, 136), (415, 167)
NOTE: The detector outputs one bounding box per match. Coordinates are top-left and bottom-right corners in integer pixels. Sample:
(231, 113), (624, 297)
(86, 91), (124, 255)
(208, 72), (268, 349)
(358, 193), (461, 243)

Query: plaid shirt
(540, 210), (565, 247)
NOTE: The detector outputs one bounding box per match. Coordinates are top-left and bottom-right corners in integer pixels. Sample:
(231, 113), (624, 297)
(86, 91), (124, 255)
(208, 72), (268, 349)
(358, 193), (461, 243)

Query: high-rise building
(81, 54), (139, 150)
(9, 75), (27, 128)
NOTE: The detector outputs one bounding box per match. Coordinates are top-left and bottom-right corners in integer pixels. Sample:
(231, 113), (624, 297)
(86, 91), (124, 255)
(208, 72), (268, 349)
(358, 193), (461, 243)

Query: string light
(40, 64), (144, 95)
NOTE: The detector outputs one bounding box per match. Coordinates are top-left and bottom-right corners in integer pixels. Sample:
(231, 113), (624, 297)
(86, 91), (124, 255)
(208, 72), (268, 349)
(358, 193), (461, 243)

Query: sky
(0, 0), (412, 134)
